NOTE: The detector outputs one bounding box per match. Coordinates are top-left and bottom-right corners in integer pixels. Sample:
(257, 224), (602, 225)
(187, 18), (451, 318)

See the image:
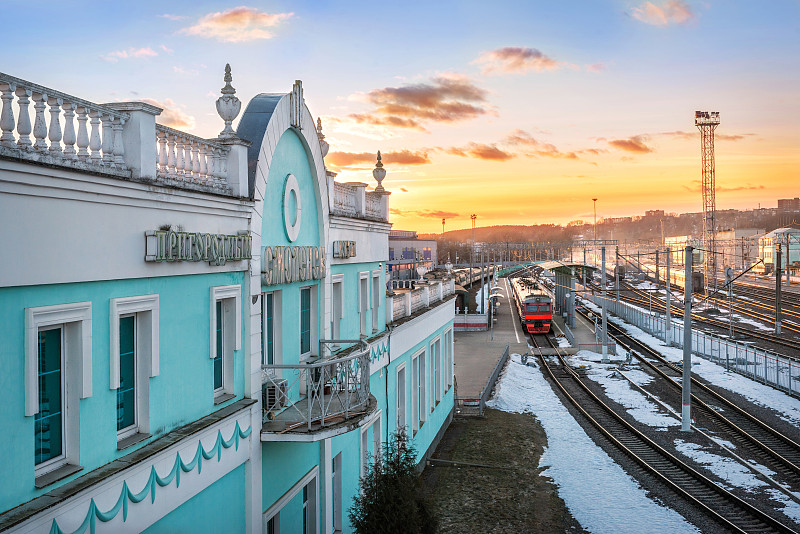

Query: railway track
(534, 335), (798, 533)
(589, 309), (800, 492)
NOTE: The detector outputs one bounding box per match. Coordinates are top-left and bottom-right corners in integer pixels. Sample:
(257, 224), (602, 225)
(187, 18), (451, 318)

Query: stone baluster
(88, 110), (102, 163)
(198, 143), (208, 180)
(76, 107), (90, 160)
(175, 136), (185, 175)
(0, 83), (16, 148)
(167, 133), (177, 178)
(47, 96), (63, 155)
(191, 141), (200, 180)
(184, 139), (193, 178)
(157, 130), (167, 175)
(218, 147), (228, 179)
(15, 87), (32, 150)
(207, 146), (218, 178)
(101, 113), (113, 166)
(32, 93), (48, 152)
(112, 116), (125, 167)
(62, 102), (76, 159)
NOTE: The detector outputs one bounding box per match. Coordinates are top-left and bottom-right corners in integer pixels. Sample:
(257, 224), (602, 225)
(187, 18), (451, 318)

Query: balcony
(387, 278), (456, 324)
(260, 339), (374, 441)
(331, 181), (389, 222)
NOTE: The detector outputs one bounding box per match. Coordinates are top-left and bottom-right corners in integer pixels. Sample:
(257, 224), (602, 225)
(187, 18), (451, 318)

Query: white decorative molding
(283, 173), (301, 242)
(25, 302), (92, 416)
(109, 294), (160, 389)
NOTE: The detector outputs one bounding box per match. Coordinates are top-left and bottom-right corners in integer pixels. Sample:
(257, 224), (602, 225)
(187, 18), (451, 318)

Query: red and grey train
(510, 276), (553, 334)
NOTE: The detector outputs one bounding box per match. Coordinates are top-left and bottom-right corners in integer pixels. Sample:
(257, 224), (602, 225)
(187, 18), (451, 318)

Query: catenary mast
(695, 111), (720, 298)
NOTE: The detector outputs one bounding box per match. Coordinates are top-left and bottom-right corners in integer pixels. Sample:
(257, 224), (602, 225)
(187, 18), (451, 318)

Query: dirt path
(421, 409), (586, 533)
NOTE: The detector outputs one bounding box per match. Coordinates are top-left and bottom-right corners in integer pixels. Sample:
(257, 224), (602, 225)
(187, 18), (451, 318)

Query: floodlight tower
(695, 111), (720, 297)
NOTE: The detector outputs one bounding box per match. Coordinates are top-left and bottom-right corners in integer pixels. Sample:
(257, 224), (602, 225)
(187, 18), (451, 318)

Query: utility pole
(583, 247), (587, 288)
(615, 245), (620, 302)
(593, 198), (598, 245)
(776, 242), (782, 335)
(601, 246), (609, 364)
(470, 214), (476, 303)
(682, 245), (693, 432)
(787, 234), (791, 286)
(656, 249), (660, 286)
(442, 218), (446, 236)
(666, 248), (672, 344)
(480, 247), (485, 315)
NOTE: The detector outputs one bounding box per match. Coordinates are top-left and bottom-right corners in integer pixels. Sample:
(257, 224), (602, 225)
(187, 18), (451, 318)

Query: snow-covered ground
(488, 354), (701, 533)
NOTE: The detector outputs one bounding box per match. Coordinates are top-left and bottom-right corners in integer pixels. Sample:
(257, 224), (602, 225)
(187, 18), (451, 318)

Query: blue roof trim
(236, 93), (285, 198)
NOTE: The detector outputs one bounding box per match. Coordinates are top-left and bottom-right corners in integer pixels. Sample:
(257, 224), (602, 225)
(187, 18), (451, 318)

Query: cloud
(631, 1), (695, 26)
(173, 65), (200, 76)
(683, 180), (765, 193)
(160, 44), (174, 54)
(327, 150), (431, 167)
(347, 74), (489, 131)
(101, 47), (158, 63)
(473, 47), (571, 74)
(608, 135), (653, 153)
(400, 187), (409, 192)
(159, 14), (186, 21)
(504, 129), (604, 160)
(390, 208), (460, 219)
(141, 98), (195, 130)
(585, 62), (607, 73)
(180, 6), (293, 42)
(445, 142), (514, 161)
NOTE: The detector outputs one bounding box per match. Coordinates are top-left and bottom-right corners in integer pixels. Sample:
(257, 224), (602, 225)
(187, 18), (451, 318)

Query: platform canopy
(537, 260), (597, 276)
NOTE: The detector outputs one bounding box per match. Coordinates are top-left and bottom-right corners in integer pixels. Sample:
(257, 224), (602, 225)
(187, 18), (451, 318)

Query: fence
(585, 294), (800, 397)
(480, 344), (510, 415)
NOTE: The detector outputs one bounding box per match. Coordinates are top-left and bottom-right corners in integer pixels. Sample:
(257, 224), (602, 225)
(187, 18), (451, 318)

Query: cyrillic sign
(262, 246), (326, 286)
(145, 230), (252, 265)
(332, 240), (357, 259)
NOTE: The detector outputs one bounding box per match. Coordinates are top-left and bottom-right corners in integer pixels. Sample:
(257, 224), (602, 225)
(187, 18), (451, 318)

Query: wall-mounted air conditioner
(262, 379), (288, 412)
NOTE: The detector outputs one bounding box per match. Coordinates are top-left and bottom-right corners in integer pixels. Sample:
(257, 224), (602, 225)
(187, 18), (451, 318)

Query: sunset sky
(6, 0), (798, 233)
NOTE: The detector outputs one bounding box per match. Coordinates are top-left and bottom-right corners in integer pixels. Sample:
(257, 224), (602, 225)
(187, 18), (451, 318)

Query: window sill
(117, 432), (151, 451)
(214, 392), (236, 405)
(35, 464), (83, 489)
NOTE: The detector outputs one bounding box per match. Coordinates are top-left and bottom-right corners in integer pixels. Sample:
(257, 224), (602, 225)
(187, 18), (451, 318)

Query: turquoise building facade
(0, 69), (454, 534)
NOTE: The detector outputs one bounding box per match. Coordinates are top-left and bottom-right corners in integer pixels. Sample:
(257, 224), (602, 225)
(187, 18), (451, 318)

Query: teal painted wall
(261, 441), (320, 512)
(0, 272), (246, 511)
(142, 463), (246, 534)
(330, 262), (386, 341)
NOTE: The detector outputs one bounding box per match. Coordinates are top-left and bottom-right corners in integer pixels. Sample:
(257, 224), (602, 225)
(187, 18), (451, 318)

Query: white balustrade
(365, 192), (382, 218)
(0, 73), (129, 174)
(155, 124), (230, 189)
(332, 181), (358, 217)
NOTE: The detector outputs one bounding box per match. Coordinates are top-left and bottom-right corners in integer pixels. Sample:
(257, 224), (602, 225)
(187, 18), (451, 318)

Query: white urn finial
(316, 117), (329, 157)
(216, 63), (241, 139)
(373, 151), (386, 192)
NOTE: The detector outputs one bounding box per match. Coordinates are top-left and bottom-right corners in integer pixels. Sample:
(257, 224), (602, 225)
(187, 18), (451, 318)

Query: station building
(0, 68), (455, 533)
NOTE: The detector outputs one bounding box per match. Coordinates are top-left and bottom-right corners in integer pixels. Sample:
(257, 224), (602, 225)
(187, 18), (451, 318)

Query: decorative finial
(316, 117), (329, 157)
(373, 151), (386, 192)
(216, 63), (241, 139)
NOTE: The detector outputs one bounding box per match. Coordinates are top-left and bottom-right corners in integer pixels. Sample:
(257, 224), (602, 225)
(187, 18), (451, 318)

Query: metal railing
(585, 294), (800, 397)
(261, 339), (370, 432)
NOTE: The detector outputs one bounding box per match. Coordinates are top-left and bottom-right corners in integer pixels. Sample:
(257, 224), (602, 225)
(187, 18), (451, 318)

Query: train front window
(539, 304), (551, 312)
(526, 304), (537, 312)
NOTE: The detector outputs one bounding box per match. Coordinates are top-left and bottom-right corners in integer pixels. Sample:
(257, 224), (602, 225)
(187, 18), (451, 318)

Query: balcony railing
(331, 181), (389, 222)
(387, 279), (455, 324)
(261, 339), (371, 434)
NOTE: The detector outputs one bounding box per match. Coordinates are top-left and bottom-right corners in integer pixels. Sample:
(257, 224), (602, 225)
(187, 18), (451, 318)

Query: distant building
(716, 228), (764, 270)
(778, 198), (800, 211)
(388, 230), (437, 281)
(644, 210), (665, 218)
(756, 228), (800, 272)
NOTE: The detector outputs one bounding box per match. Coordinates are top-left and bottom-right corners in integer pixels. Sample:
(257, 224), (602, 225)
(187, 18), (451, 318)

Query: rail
(479, 344), (510, 416)
(261, 339), (370, 432)
(155, 124), (231, 192)
(386, 279), (455, 324)
(584, 293), (800, 398)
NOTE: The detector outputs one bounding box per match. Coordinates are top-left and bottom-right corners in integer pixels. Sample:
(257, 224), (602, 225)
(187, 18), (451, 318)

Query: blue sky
(5, 1), (799, 231)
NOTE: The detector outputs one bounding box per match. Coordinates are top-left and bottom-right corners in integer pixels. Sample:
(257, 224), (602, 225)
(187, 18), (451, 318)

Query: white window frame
(396, 362), (407, 434)
(299, 284), (318, 360)
(445, 328), (454, 390)
(262, 290), (283, 367)
(332, 451), (343, 533)
(331, 274), (344, 342)
(263, 467), (318, 534)
(359, 410), (383, 479)
(26, 302), (92, 478)
(411, 352), (419, 436)
(110, 295), (158, 440)
(211, 285), (241, 398)
(431, 336), (442, 406)
(371, 270), (381, 333)
(359, 271), (369, 337)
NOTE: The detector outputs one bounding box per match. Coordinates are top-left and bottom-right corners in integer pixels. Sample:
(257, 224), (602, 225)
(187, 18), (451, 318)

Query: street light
(592, 198), (598, 244)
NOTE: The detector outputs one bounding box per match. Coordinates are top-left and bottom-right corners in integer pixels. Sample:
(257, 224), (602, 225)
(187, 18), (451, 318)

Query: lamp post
(592, 198), (598, 268)
(471, 214), (477, 311)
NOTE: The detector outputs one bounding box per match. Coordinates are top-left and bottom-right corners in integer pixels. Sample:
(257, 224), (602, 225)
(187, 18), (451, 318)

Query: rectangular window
(359, 274), (369, 337)
(331, 276), (343, 342)
(263, 293), (274, 365)
(300, 287), (311, 355)
(302, 485), (308, 534)
(433, 339), (441, 405)
(419, 351), (427, 426)
(36, 327), (64, 467)
(397, 364), (407, 433)
(372, 272), (380, 333)
(332, 453), (342, 532)
(117, 315), (136, 433)
(411, 355), (419, 435)
(214, 300), (224, 391)
(211, 285), (240, 400)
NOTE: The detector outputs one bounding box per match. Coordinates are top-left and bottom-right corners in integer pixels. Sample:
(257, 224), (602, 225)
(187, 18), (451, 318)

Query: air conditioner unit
(262, 379), (288, 412)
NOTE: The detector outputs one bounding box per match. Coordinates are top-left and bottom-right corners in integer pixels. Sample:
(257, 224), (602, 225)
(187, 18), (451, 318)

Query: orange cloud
(505, 129), (601, 160)
(181, 6), (293, 42)
(101, 47), (158, 62)
(474, 47), (570, 74)
(683, 181), (765, 193)
(349, 75), (489, 130)
(608, 135), (653, 153)
(446, 143), (513, 161)
(390, 208), (460, 219)
(631, 1), (695, 26)
(585, 62), (607, 73)
(141, 98), (195, 130)
(327, 150), (431, 167)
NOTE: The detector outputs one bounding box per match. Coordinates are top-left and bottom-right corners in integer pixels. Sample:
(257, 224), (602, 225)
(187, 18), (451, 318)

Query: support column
(601, 246), (609, 363)
(682, 245), (693, 432)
